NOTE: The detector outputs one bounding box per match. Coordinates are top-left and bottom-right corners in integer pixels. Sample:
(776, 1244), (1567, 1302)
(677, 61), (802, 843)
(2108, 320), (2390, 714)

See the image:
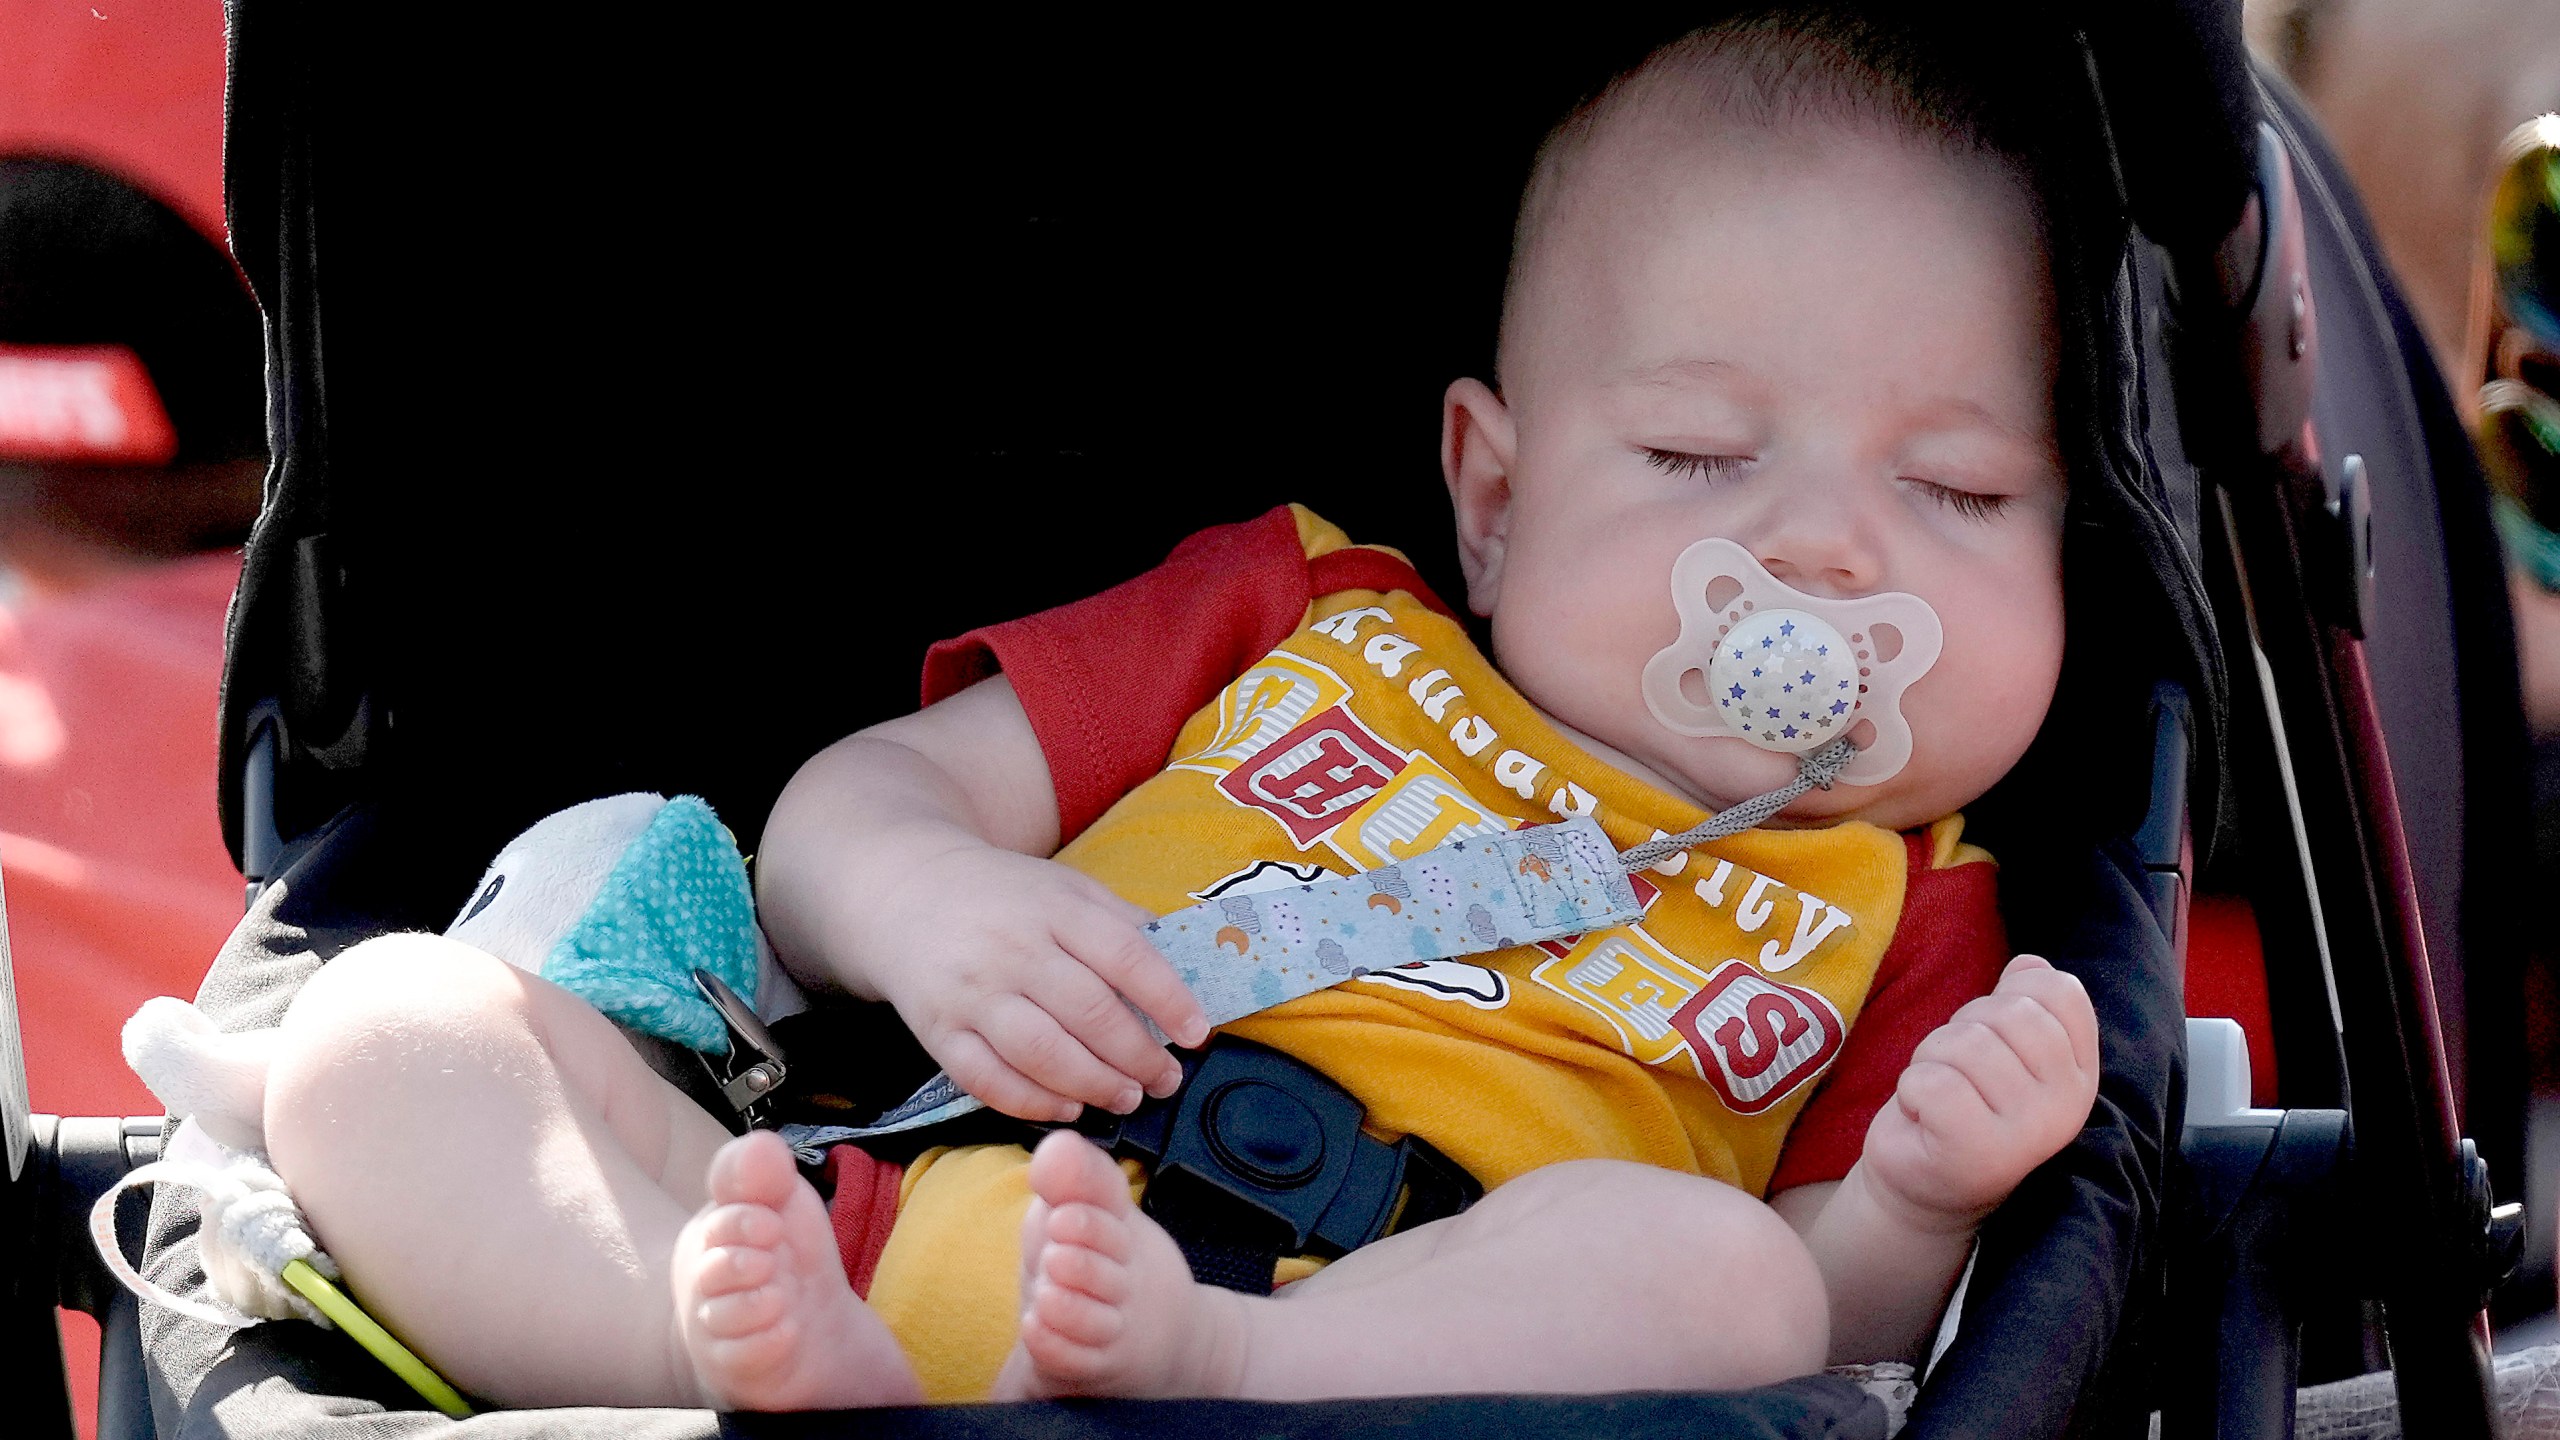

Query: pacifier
(1640, 537), (1943, 786)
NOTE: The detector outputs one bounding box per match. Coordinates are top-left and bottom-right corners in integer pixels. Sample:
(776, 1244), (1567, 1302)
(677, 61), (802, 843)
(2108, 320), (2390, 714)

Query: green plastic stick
(279, 1258), (475, 1418)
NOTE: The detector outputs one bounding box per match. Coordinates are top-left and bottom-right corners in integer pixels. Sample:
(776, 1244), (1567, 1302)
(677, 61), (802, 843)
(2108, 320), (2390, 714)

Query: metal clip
(692, 969), (789, 1128)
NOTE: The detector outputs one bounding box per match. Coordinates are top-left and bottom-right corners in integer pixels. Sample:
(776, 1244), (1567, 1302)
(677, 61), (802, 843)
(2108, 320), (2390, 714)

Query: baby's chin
(1761, 780), (1934, 832)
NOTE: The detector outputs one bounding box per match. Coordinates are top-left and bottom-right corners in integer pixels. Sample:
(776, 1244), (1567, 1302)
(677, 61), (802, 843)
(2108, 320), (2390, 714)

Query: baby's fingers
(1944, 991), (2079, 1093)
(1054, 903), (1212, 1051)
(979, 998), (1145, 1116)
(937, 1029), (1082, 1125)
(1892, 1056), (1991, 1134)
(1905, 1019), (2032, 1118)
(1029, 962), (1186, 1101)
(1989, 955), (2100, 1077)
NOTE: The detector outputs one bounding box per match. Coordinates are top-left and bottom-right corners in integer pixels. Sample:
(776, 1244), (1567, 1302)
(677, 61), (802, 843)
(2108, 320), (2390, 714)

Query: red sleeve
(921, 510), (1458, 844)
(1766, 832), (2010, 1193)
(920, 507), (1316, 844)
(920, 508), (1460, 844)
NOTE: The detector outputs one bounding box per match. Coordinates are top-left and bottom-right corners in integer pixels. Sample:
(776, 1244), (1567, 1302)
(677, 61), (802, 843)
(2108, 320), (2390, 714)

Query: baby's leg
(991, 1133), (1826, 1402)
(264, 934), (811, 1407)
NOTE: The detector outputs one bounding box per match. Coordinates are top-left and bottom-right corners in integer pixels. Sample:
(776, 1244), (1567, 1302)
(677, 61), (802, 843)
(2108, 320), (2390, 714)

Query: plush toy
(102, 792), (802, 1341)
(438, 791), (803, 1050)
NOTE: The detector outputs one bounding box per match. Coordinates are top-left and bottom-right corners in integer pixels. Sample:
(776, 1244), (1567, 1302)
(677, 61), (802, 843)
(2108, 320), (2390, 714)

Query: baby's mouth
(1639, 538), (1940, 786)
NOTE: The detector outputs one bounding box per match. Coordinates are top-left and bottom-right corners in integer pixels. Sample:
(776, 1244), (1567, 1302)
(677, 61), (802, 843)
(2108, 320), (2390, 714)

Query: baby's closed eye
(1900, 478), (2012, 521)
(1642, 447), (1755, 483)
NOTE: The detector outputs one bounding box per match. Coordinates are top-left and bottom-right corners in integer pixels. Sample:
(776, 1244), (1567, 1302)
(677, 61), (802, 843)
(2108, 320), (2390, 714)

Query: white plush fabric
(123, 995), (279, 1154)
(755, 928), (810, 1025)
(444, 790), (666, 973)
(90, 1119), (339, 1329)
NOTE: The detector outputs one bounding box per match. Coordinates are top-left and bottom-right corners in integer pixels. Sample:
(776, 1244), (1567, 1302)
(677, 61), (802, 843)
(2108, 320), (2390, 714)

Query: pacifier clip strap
(1615, 736), (1858, 872)
(787, 815), (1650, 1151)
(1142, 817), (1644, 1025)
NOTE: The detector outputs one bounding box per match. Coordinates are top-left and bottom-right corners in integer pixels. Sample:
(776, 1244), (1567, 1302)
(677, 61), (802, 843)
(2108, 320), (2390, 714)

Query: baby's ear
(1441, 378), (1517, 618)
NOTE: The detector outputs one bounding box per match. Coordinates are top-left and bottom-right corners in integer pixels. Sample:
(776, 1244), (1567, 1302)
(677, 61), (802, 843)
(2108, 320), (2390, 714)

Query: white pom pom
(91, 1150), (339, 1330)
(198, 1158), (337, 1323)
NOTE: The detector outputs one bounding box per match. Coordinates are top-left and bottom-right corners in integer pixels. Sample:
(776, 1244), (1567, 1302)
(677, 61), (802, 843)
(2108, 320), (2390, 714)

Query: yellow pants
(862, 1142), (1324, 1402)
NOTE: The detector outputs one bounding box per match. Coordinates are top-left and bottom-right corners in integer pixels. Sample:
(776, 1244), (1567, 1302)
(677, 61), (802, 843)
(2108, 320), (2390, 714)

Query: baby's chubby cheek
(1487, 531), (1807, 804)
(1894, 582), (2065, 805)
(1488, 523), (1691, 725)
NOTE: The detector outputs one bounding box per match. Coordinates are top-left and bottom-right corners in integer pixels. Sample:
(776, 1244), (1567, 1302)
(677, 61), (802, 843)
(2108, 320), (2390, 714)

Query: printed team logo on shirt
(1531, 927), (1712, 1069)
(1217, 704), (1407, 847)
(1672, 961), (1846, 1115)
(1171, 654), (1352, 777)
(1322, 753), (1513, 871)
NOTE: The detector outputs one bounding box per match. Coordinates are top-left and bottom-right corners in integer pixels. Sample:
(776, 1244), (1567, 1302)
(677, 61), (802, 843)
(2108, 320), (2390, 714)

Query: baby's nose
(1747, 511), (1885, 598)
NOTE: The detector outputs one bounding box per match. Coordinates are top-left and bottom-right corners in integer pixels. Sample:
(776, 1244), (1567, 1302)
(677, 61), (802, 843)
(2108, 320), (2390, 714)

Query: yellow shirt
(867, 508), (2004, 1399)
(1056, 511), (1918, 1196)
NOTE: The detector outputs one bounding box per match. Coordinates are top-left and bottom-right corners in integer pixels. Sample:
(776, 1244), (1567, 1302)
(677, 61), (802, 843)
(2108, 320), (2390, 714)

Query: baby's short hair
(1500, 5), (2047, 388)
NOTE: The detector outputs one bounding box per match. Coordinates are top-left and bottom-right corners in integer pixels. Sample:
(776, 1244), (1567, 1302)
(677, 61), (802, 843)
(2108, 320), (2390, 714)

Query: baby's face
(1446, 123), (2067, 832)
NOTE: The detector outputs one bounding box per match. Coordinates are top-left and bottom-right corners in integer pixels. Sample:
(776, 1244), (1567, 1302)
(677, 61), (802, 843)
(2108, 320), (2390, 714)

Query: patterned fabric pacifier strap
(782, 815), (1645, 1152)
(1144, 816), (1643, 1023)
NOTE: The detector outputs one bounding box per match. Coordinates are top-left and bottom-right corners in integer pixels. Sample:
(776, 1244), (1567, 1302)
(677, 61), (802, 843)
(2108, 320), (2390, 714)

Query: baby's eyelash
(1642, 448), (1753, 482)
(1639, 449), (2010, 519)
(1911, 480), (2012, 521)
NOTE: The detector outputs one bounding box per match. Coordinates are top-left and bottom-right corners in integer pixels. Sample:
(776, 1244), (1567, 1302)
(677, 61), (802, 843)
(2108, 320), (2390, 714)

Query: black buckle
(692, 969), (789, 1129)
(1075, 1037), (1480, 1263)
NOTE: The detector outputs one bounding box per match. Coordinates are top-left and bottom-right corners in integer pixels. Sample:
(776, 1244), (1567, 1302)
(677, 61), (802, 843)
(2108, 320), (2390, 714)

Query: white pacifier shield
(1641, 537), (1944, 786)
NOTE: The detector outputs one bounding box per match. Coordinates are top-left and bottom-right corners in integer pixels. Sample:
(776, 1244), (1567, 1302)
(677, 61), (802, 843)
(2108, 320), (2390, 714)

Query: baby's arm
(1770, 956), (2099, 1364)
(757, 676), (1210, 1121)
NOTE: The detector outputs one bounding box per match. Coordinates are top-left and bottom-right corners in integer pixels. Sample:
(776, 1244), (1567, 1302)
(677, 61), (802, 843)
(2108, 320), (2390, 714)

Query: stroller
(0, 2), (2537, 1435)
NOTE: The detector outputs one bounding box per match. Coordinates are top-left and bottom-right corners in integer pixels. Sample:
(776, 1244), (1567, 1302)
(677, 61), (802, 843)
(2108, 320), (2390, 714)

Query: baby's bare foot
(673, 1131), (922, 1410)
(989, 1130), (1250, 1401)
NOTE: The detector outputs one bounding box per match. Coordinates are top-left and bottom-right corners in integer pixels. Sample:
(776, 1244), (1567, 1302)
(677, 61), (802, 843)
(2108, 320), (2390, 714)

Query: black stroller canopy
(215, 4), (2238, 872)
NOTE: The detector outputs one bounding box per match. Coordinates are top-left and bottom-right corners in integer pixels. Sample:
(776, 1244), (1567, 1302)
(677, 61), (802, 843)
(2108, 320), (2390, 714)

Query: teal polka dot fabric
(541, 795), (759, 1054)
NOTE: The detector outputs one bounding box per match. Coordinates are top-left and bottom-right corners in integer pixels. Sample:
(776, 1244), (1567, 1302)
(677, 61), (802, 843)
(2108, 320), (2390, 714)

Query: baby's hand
(1856, 955), (2099, 1231)
(867, 846), (1210, 1124)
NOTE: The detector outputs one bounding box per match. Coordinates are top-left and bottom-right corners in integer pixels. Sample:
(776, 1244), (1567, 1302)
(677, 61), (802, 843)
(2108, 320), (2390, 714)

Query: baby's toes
(691, 1199), (785, 1273)
(706, 1130), (809, 1209)
(692, 1275), (795, 1341)
(1040, 1207), (1134, 1302)
(690, 1233), (781, 1301)
(1028, 1274), (1127, 1351)
(690, 1312), (814, 1401)
(1019, 1293), (1131, 1390)
(1026, 1130), (1139, 1216)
